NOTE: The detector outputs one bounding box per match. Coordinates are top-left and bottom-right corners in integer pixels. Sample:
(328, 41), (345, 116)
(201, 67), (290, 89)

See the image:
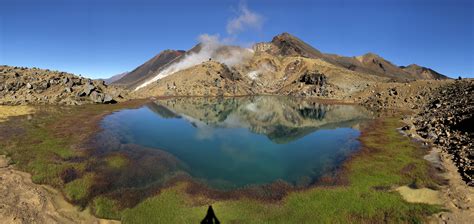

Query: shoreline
(430, 147), (474, 223)
(401, 116), (474, 223)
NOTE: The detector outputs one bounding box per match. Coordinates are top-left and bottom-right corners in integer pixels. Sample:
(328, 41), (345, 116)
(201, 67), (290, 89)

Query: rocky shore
(355, 80), (451, 111)
(409, 80), (473, 186)
(0, 66), (129, 105)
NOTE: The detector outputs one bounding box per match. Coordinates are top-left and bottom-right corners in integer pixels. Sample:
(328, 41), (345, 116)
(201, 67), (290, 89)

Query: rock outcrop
(0, 66), (128, 105)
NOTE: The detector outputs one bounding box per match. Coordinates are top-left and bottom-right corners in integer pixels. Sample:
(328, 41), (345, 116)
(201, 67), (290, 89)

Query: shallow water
(97, 96), (372, 189)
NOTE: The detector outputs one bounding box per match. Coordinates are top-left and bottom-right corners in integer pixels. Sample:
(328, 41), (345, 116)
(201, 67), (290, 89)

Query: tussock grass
(93, 196), (122, 220)
(65, 173), (95, 202)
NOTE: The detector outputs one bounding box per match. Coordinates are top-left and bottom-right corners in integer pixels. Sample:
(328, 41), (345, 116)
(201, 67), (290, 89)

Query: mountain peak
(273, 32), (294, 39)
(404, 64), (421, 68)
(401, 64), (448, 80)
(270, 32), (323, 58)
(361, 52), (382, 59)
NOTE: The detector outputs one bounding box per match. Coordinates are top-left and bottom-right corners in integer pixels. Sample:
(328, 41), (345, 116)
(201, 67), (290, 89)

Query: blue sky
(0, 0), (473, 79)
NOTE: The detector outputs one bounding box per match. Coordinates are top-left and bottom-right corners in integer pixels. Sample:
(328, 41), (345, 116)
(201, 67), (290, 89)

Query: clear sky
(1, 0), (473, 79)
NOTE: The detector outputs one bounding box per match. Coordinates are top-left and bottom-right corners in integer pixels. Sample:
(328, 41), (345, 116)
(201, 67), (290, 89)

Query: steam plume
(134, 34), (253, 91)
(134, 2), (263, 91)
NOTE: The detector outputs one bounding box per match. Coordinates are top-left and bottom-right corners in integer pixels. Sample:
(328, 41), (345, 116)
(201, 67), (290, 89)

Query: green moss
(65, 173), (95, 202)
(121, 118), (442, 223)
(1, 123), (83, 186)
(106, 154), (128, 169)
(93, 196), (122, 220)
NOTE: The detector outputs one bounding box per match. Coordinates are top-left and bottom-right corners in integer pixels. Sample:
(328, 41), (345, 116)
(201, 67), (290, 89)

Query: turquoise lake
(97, 96), (372, 190)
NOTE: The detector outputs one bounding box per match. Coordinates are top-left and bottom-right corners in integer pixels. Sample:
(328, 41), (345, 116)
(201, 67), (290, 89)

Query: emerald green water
(98, 96), (372, 189)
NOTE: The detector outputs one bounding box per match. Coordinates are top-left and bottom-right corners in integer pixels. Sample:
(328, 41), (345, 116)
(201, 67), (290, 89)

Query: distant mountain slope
(123, 32), (448, 94)
(270, 32), (325, 58)
(261, 33), (448, 81)
(102, 72), (128, 84)
(400, 64), (448, 80)
(112, 50), (185, 88)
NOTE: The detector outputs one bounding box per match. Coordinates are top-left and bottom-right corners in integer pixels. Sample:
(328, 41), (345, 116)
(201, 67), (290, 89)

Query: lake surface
(97, 96), (372, 190)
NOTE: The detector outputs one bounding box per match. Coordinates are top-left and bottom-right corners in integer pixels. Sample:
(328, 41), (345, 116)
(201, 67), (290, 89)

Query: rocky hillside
(134, 61), (254, 97)
(135, 53), (385, 99)
(0, 66), (129, 105)
(253, 33), (448, 81)
(112, 50), (185, 89)
(410, 80), (473, 186)
(120, 32), (448, 98)
(354, 80), (453, 111)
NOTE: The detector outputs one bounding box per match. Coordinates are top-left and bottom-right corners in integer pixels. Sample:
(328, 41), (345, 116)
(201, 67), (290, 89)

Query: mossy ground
(105, 154), (129, 169)
(0, 104), (443, 223)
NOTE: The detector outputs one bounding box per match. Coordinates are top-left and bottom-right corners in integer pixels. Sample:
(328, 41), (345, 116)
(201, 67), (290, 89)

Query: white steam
(246, 62), (275, 80)
(135, 34), (254, 91)
(226, 2), (264, 35)
(134, 2), (264, 91)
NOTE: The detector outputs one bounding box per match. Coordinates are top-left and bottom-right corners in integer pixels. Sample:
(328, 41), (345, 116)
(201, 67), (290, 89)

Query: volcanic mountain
(111, 32), (448, 98)
(112, 50), (185, 89)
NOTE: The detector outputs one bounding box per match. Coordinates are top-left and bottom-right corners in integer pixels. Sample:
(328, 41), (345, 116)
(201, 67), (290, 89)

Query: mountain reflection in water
(96, 96), (372, 190)
(147, 96), (370, 143)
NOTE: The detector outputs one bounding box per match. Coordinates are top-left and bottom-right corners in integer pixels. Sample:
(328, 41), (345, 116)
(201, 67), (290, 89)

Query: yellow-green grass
(65, 173), (96, 202)
(105, 154), (129, 169)
(1, 121), (84, 187)
(120, 118), (442, 223)
(93, 196), (122, 220)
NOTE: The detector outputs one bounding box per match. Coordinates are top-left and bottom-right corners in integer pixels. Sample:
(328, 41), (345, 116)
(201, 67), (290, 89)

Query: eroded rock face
(412, 80), (473, 186)
(283, 71), (329, 97)
(299, 71), (326, 85)
(0, 65), (129, 105)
